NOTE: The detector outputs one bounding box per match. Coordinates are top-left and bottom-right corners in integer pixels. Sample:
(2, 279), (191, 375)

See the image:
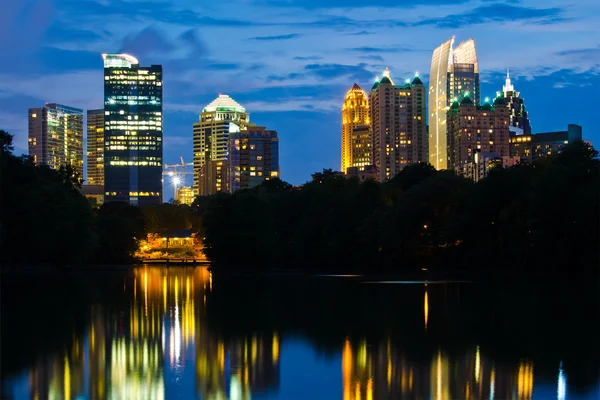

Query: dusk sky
(1, 0), (598, 185)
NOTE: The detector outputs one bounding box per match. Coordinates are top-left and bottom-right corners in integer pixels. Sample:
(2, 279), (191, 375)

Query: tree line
(201, 141), (599, 277)
(1, 127), (598, 275)
(0, 130), (200, 266)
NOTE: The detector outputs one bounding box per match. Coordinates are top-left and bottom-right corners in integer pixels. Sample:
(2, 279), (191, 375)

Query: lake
(1, 266), (598, 399)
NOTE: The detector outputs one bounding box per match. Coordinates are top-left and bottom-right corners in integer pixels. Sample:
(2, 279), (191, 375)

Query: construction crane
(163, 157), (193, 202)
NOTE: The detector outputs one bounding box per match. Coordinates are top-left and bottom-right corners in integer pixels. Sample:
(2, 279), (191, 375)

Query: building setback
(228, 126), (279, 192)
(28, 103), (83, 176)
(429, 37), (480, 170)
(86, 109), (105, 186)
(193, 94), (249, 195)
(103, 53), (163, 205)
(341, 83), (370, 173)
(350, 125), (372, 170)
(447, 96), (510, 174)
(370, 68), (428, 182)
(497, 71), (531, 136)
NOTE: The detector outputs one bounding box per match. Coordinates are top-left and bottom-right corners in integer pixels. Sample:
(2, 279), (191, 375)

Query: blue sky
(0, 0), (598, 185)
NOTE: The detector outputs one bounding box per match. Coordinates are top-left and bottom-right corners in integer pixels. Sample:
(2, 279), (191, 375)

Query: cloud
(348, 46), (412, 53)
(265, 0), (471, 8)
(556, 46), (600, 63)
(304, 63), (373, 81)
(119, 26), (176, 57)
(293, 56), (322, 60)
(359, 55), (385, 62)
(250, 33), (302, 41)
(414, 5), (565, 28)
(345, 30), (375, 36)
(62, 0), (267, 27)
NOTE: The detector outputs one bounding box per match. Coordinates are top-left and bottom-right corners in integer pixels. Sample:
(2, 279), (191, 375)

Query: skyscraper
(28, 103), (83, 176)
(86, 109), (104, 186)
(429, 37), (480, 170)
(341, 83), (370, 173)
(193, 94), (249, 195)
(228, 126), (279, 192)
(497, 70), (531, 136)
(102, 53), (163, 205)
(369, 68), (428, 182)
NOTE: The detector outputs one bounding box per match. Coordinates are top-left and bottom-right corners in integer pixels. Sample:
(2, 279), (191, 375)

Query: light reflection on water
(1, 266), (598, 400)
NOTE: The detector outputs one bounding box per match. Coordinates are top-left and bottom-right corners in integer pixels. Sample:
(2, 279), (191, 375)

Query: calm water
(1, 266), (599, 399)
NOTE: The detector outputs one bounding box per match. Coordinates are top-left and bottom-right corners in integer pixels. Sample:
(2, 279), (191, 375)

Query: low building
(509, 124), (583, 163)
(463, 151), (522, 182)
(346, 165), (378, 182)
(177, 186), (195, 205)
(139, 230), (205, 260)
(81, 184), (104, 206)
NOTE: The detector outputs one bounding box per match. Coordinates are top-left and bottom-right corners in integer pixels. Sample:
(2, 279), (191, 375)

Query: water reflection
(2, 267), (599, 399)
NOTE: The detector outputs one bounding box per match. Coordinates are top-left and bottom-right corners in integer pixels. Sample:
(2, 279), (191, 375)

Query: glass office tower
(102, 53), (163, 205)
(428, 37), (480, 170)
(28, 103), (84, 176)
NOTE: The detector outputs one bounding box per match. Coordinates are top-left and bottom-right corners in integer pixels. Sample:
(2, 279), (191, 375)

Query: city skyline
(1, 0), (598, 185)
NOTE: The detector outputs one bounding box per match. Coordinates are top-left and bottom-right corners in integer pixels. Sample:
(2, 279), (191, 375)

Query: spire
(503, 69), (514, 95)
(383, 67), (390, 78)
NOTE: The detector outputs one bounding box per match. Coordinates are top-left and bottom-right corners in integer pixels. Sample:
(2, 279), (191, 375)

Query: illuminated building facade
(28, 103), (84, 176)
(86, 108), (105, 186)
(103, 53), (163, 205)
(463, 151), (521, 182)
(177, 186), (195, 205)
(429, 37), (480, 170)
(510, 124), (583, 163)
(351, 125), (372, 170)
(532, 124), (582, 160)
(370, 68), (428, 182)
(193, 94), (249, 195)
(447, 96), (510, 174)
(198, 160), (229, 196)
(341, 83), (370, 173)
(228, 126), (279, 192)
(497, 70), (531, 136)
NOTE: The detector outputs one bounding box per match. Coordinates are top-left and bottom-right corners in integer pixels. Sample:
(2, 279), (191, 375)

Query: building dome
(203, 94), (246, 113)
(493, 96), (506, 107)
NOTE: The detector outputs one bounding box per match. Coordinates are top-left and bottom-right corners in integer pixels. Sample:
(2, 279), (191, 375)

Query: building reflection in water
(25, 267), (280, 400)
(339, 286), (545, 400)
(21, 269), (576, 399)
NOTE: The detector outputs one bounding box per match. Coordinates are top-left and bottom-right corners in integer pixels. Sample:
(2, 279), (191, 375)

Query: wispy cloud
(250, 33), (302, 41)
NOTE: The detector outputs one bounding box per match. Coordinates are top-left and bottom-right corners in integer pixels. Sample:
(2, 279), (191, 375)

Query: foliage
(0, 130), (147, 266)
(200, 144), (599, 275)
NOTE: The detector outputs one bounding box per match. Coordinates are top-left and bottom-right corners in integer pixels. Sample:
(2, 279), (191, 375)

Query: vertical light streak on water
(557, 361), (566, 400)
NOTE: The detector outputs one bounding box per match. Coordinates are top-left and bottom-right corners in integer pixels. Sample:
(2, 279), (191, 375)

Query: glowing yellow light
(424, 290), (429, 330)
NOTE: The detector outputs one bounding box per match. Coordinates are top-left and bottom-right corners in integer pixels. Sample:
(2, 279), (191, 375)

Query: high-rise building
(369, 68), (428, 182)
(86, 109), (104, 186)
(497, 70), (531, 136)
(193, 94), (249, 195)
(341, 83), (370, 173)
(102, 53), (163, 205)
(429, 37), (480, 170)
(198, 160), (229, 196)
(228, 126), (279, 192)
(447, 96), (510, 174)
(28, 103), (83, 176)
(350, 125), (372, 170)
